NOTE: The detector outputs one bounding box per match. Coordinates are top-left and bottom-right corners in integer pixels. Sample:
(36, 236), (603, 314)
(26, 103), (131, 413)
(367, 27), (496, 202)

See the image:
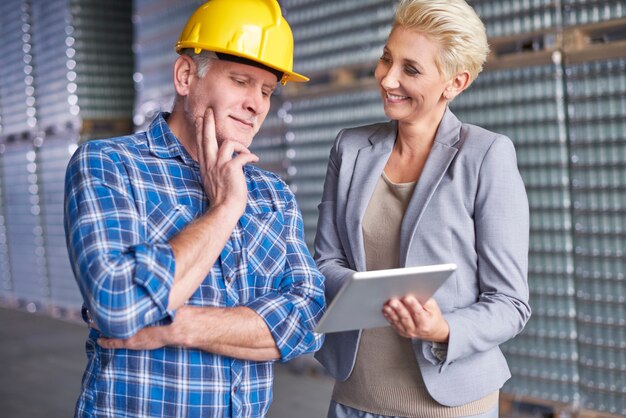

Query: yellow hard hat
(175, 0), (308, 85)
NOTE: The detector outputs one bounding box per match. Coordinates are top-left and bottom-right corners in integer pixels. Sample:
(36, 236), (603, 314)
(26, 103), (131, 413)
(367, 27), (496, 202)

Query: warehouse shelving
(0, 2), (625, 416)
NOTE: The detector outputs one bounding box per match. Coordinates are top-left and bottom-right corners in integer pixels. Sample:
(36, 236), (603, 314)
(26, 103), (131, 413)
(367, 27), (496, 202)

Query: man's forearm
(172, 306), (281, 361)
(98, 305), (281, 361)
(167, 204), (240, 311)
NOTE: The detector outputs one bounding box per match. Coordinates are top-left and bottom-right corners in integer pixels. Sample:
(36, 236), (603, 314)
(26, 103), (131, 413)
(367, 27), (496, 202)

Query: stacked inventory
(38, 132), (82, 316)
(0, 0), (135, 316)
(249, 97), (290, 180)
(450, 61), (579, 404)
(1, 140), (49, 311)
(0, 152), (11, 302)
(0, 0), (36, 308)
(0, 0), (37, 138)
(563, 0), (626, 25)
(566, 56), (626, 416)
(30, 0), (73, 132)
(468, 0), (562, 38)
(128, 0), (626, 414)
(31, 0), (134, 138)
(284, 86), (386, 247)
(282, 0), (396, 76)
(133, 0), (203, 130)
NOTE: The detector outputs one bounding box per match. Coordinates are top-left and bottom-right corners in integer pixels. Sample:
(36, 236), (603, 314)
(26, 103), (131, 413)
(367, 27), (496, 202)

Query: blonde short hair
(393, 0), (489, 83)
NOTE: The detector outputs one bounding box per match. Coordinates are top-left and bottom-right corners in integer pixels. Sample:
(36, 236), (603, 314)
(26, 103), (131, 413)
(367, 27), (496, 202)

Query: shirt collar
(147, 112), (196, 166)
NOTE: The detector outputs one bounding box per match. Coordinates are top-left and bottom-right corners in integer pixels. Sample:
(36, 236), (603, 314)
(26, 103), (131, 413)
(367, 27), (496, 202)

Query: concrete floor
(0, 306), (551, 418)
(0, 306), (333, 418)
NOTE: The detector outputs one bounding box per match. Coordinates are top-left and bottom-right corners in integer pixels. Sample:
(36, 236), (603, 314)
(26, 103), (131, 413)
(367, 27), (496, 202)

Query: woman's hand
(383, 296), (449, 342)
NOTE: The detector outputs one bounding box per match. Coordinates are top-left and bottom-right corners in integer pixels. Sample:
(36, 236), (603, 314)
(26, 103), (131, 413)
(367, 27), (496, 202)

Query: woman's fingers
(383, 295), (447, 340)
(403, 295), (425, 323)
(384, 298), (416, 337)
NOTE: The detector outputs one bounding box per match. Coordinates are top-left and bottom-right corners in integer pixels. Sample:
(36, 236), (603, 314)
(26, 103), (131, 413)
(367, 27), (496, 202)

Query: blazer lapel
(400, 108), (461, 266)
(344, 122), (396, 272)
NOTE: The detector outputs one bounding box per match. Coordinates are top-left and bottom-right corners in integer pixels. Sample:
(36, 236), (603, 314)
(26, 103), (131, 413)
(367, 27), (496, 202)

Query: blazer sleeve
(438, 135), (531, 367)
(314, 129), (355, 300)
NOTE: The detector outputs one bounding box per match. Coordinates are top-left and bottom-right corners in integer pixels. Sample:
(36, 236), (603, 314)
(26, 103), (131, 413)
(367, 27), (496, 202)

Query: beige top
(332, 172), (498, 417)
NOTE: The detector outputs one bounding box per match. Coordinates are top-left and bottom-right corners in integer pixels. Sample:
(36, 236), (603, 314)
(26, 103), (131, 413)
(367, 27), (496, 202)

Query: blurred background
(0, 0), (626, 417)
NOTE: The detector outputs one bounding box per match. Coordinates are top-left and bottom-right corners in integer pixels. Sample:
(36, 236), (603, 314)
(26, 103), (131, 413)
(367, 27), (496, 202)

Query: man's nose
(243, 90), (264, 115)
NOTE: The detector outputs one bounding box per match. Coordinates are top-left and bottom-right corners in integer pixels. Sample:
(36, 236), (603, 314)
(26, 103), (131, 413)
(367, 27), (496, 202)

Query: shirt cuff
(132, 242), (176, 324)
(245, 293), (319, 362)
(422, 340), (449, 365)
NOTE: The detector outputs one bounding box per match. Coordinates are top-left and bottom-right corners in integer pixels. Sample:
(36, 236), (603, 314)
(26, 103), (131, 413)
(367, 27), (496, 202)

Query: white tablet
(315, 263), (456, 334)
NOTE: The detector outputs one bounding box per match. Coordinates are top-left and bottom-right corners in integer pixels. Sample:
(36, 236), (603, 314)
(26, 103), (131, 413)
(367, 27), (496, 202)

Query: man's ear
(173, 54), (195, 97)
(444, 70), (471, 101)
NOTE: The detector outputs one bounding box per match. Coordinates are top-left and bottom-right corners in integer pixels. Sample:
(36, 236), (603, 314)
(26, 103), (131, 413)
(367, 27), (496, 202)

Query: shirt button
(225, 275), (232, 283)
(233, 386), (238, 393)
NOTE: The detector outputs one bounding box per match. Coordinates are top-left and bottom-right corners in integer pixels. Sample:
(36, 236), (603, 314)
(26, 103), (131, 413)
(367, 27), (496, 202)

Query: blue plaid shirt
(64, 113), (325, 417)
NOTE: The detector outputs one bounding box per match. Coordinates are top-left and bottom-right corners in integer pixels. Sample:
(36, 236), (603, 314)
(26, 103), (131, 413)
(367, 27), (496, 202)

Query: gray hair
(179, 49), (219, 78)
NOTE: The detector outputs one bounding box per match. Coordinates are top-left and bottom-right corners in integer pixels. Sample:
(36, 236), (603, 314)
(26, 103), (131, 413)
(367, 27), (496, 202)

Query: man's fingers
(196, 107), (219, 167)
(196, 108), (257, 169)
(98, 337), (124, 349)
(214, 140), (258, 171)
(97, 328), (166, 351)
(203, 108), (219, 163)
(229, 151), (259, 168)
(195, 116), (208, 173)
(216, 140), (254, 161)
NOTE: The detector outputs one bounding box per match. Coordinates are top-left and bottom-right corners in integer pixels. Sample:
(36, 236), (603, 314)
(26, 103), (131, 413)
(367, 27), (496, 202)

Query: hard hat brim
(176, 42), (309, 84)
(281, 71), (309, 84)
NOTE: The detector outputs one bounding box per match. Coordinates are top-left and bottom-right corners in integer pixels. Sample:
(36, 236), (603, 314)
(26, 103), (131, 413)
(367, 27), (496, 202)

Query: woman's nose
(379, 67), (400, 90)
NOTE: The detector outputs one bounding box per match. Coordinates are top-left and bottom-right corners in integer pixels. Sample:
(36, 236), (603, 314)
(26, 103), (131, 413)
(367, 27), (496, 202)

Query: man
(64, 1), (324, 416)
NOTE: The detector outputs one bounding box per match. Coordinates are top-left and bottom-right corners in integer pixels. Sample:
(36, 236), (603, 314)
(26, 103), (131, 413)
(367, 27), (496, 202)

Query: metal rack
(0, 0), (134, 319)
(451, 60), (580, 405)
(280, 86), (386, 247)
(31, 0), (134, 138)
(132, 0), (203, 130)
(0, 0), (37, 138)
(0, 151), (12, 304)
(468, 0), (562, 38)
(1, 139), (49, 312)
(563, 0), (626, 26)
(282, 0), (396, 76)
(38, 132), (82, 316)
(567, 55), (626, 416)
(0, 3), (624, 416)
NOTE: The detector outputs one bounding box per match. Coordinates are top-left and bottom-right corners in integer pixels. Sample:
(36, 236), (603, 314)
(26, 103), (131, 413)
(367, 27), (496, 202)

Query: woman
(313, 1), (531, 417)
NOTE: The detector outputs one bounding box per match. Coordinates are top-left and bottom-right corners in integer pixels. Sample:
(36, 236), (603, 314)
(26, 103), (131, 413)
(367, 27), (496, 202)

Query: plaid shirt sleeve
(64, 141), (175, 339)
(244, 183), (325, 362)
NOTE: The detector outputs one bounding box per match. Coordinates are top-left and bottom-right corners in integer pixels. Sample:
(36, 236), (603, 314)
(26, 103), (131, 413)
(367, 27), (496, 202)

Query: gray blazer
(313, 108), (531, 407)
